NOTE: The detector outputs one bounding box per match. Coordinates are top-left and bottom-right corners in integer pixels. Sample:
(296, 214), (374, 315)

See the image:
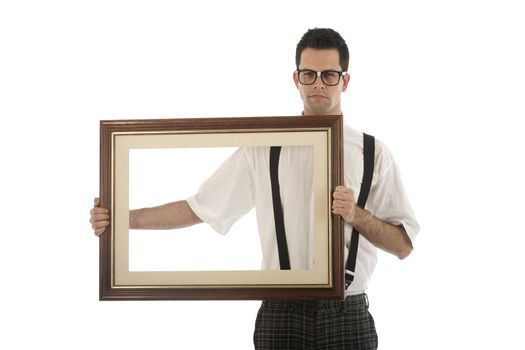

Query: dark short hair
(295, 28), (349, 71)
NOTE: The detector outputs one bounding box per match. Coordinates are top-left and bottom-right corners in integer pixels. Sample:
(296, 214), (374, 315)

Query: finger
(332, 200), (349, 209)
(332, 198), (345, 206)
(91, 213), (110, 222)
(94, 197), (100, 207)
(92, 211), (109, 218)
(333, 192), (353, 200)
(333, 187), (353, 196)
(332, 208), (347, 217)
(335, 186), (352, 193)
(92, 220), (110, 230)
(332, 197), (354, 209)
(333, 196), (354, 207)
(95, 227), (106, 236)
(91, 207), (109, 215)
(332, 207), (349, 215)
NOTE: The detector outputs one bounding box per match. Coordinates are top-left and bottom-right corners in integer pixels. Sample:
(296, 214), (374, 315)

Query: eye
(302, 71), (316, 79)
(323, 71), (338, 79)
(321, 71), (341, 85)
(298, 70), (319, 85)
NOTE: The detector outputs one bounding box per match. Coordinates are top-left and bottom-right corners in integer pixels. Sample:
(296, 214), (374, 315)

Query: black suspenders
(269, 146), (291, 270)
(345, 133), (375, 288)
(269, 133), (375, 286)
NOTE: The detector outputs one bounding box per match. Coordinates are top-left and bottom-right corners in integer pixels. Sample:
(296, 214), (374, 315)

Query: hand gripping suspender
(345, 133), (375, 288)
(269, 133), (375, 278)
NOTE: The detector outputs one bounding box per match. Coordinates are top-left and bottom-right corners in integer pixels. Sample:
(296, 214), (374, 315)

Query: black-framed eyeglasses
(296, 69), (346, 86)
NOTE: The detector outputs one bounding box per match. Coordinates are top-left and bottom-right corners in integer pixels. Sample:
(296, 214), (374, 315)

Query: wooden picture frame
(99, 115), (344, 300)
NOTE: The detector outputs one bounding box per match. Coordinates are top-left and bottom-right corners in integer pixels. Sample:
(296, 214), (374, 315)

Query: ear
(293, 70), (300, 88)
(341, 73), (350, 92)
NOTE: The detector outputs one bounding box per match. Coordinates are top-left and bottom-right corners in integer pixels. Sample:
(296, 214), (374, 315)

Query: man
(91, 28), (418, 349)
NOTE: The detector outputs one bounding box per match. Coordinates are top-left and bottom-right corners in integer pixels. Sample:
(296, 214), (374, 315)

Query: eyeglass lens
(298, 70), (342, 86)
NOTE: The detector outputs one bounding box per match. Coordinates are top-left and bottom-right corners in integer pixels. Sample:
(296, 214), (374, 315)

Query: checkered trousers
(253, 294), (378, 349)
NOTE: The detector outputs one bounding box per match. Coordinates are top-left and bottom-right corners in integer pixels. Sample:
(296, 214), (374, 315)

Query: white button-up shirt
(187, 125), (419, 295)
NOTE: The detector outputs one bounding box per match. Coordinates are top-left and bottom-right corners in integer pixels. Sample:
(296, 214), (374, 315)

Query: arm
(350, 206), (413, 259)
(332, 186), (413, 260)
(90, 198), (202, 236)
(130, 200), (203, 230)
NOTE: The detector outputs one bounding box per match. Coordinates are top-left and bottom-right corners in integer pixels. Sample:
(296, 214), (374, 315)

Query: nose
(312, 73), (326, 90)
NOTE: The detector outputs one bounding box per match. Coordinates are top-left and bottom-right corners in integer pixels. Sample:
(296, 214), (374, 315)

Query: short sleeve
(186, 147), (255, 235)
(366, 142), (420, 245)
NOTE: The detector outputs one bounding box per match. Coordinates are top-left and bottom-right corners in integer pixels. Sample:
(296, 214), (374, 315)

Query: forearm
(129, 200), (203, 230)
(350, 207), (413, 259)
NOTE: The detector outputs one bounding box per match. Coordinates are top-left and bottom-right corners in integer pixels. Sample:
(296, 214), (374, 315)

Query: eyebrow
(298, 67), (343, 72)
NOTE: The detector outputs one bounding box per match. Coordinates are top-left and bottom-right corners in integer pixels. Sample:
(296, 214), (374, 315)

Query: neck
(302, 104), (342, 116)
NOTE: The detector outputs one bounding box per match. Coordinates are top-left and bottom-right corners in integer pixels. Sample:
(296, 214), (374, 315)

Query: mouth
(308, 94), (328, 103)
(308, 94), (328, 101)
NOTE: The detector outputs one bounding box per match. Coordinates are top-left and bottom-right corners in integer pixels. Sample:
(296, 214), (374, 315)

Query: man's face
(294, 48), (350, 116)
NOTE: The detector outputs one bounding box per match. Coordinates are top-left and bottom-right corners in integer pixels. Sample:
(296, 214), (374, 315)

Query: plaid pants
(253, 294), (378, 349)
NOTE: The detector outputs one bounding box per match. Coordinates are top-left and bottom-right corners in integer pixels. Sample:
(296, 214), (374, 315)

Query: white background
(1, 0), (524, 348)
(128, 147), (263, 271)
